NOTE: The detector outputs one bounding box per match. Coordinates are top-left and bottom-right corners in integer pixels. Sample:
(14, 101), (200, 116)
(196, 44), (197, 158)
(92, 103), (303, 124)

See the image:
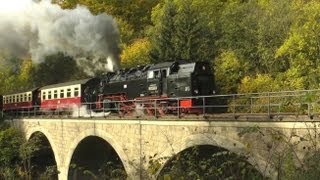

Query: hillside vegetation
(1, 0), (320, 95)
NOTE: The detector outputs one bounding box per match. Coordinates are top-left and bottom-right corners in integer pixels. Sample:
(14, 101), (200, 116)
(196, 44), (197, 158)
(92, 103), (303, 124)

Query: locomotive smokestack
(0, 0), (120, 74)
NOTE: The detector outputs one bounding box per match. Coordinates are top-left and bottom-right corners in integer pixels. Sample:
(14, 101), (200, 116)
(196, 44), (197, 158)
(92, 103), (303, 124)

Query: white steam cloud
(0, 0), (120, 74)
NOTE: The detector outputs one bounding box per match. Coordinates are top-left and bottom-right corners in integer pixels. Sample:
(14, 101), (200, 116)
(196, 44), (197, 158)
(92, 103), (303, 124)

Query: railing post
(177, 99), (180, 118)
(202, 97), (205, 115)
(250, 97), (253, 114)
(308, 102), (312, 118)
(268, 92), (270, 117)
(154, 99), (157, 118)
(89, 103), (92, 118)
(233, 95), (236, 115)
(103, 101), (105, 118)
(78, 104), (80, 118)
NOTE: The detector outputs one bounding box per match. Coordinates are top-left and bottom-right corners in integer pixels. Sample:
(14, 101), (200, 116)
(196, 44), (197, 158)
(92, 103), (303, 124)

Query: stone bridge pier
(10, 117), (319, 179)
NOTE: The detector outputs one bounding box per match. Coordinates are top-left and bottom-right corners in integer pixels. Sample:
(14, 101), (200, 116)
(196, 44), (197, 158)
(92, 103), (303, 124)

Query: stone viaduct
(9, 115), (320, 180)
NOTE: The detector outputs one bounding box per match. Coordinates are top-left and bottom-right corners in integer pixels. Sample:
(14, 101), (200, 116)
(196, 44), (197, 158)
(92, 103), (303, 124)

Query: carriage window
(3, 97), (6, 104)
(74, 87), (79, 97)
(43, 92), (46, 100)
(28, 94), (32, 101)
(24, 94), (27, 102)
(13, 95), (16, 103)
(54, 90), (58, 99)
(20, 94), (24, 102)
(67, 88), (71, 97)
(48, 91), (52, 99)
(60, 89), (64, 98)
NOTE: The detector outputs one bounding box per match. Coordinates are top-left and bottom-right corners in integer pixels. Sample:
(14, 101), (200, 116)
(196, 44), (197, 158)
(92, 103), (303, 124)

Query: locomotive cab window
(147, 71), (154, 79)
(147, 70), (161, 79)
(162, 69), (168, 78)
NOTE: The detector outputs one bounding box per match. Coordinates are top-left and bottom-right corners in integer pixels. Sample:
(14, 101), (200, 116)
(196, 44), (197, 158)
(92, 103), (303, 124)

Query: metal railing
(2, 89), (320, 119)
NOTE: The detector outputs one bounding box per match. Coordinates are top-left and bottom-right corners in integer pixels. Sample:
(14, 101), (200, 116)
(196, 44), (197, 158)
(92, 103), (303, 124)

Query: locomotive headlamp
(194, 89), (199, 94)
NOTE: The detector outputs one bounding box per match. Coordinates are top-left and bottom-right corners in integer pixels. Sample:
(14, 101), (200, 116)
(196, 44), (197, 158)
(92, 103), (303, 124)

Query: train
(0, 61), (215, 117)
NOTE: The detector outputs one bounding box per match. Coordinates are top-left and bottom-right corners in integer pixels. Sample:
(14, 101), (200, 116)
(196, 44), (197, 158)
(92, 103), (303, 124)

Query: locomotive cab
(147, 62), (173, 97)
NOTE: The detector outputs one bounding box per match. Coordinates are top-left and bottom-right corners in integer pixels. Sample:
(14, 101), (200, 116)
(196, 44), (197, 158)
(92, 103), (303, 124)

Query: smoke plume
(0, 0), (120, 74)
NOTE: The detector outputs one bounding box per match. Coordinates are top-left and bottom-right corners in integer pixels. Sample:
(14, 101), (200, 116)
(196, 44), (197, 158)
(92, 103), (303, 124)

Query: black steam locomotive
(1, 61), (215, 116)
(94, 61), (215, 115)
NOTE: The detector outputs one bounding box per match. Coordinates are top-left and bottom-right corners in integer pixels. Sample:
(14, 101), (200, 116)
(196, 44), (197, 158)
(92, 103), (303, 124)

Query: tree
(33, 53), (87, 87)
(276, 1), (320, 89)
(149, 0), (216, 62)
(120, 38), (151, 68)
(0, 58), (35, 94)
(149, 0), (177, 62)
(214, 50), (246, 94)
(0, 125), (24, 179)
(173, 0), (213, 62)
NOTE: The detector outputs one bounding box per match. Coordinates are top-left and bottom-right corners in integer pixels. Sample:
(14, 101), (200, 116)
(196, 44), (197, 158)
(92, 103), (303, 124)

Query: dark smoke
(0, 0), (120, 74)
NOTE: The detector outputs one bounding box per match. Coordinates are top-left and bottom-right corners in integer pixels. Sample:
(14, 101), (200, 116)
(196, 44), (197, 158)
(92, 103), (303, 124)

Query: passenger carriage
(2, 88), (40, 112)
(39, 78), (99, 113)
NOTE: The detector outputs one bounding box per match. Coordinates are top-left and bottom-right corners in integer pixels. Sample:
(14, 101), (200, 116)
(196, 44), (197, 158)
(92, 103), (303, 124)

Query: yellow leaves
(214, 50), (244, 94)
(238, 74), (277, 94)
(120, 38), (151, 68)
(275, 33), (304, 58)
(18, 59), (33, 82)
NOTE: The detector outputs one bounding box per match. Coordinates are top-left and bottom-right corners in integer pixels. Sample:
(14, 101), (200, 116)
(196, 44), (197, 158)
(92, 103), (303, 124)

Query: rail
(2, 89), (320, 120)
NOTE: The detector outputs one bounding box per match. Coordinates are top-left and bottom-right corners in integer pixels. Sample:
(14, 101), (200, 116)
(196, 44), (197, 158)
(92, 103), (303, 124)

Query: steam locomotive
(0, 61), (215, 116)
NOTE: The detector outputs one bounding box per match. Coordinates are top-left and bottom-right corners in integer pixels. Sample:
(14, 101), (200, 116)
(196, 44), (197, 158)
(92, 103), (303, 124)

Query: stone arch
(25, 127), (60, 167)
(64, 128), (132, 178)
(155, 133), (275, 179)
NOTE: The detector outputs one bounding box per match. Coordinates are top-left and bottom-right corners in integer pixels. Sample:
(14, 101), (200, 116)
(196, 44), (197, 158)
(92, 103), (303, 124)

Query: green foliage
(0, 59), (35, 94)
(69, 161), (127, 179)
(149, 0), (215, 63)
(121, 38), (152, 68)
(33, 53), (87, 87)
(0, 124), (24, 179)
(149, 0), (177, 62)
(238, 74), (279, 94)
(158, 145), (263, 180)
(275, 1), (320, 89)
(214, 50), (246, 94)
